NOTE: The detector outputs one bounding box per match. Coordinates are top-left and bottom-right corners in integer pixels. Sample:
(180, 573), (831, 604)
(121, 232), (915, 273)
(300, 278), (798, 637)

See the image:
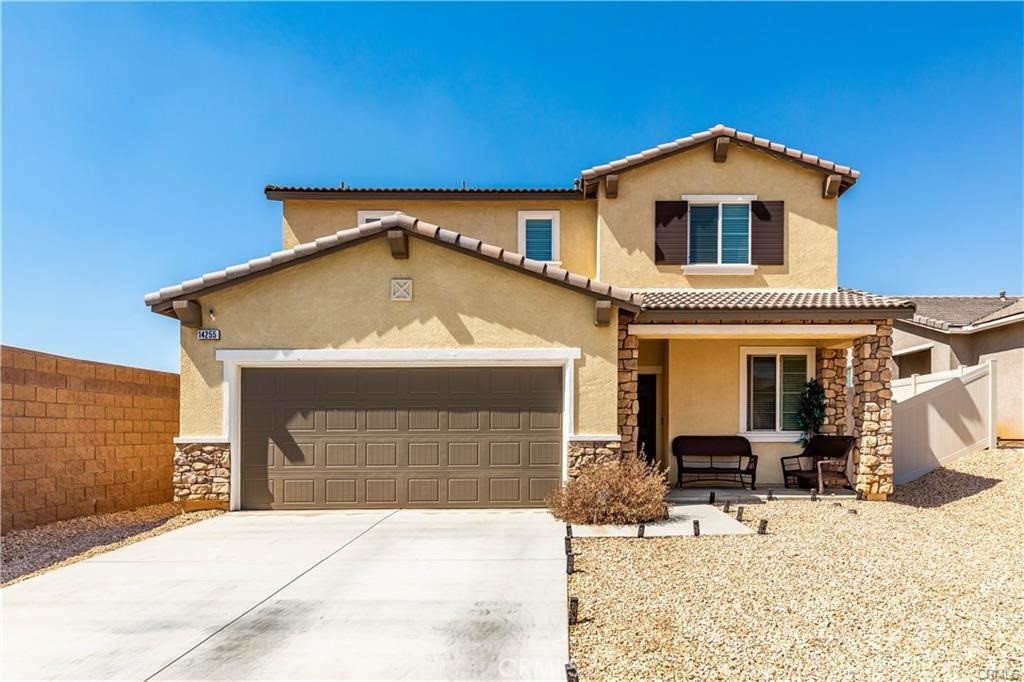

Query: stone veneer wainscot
(173, 442), (230, 510)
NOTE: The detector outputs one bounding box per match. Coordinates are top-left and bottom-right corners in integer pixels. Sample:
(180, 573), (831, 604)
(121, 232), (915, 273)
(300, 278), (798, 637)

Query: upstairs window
(687, 201), (751, 265)
(739, 347), (814, 438)
(517, 210), (560, 263)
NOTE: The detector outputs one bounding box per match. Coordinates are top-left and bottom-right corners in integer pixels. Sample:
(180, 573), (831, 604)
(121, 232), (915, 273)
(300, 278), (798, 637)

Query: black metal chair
(780, 436), (855, 492)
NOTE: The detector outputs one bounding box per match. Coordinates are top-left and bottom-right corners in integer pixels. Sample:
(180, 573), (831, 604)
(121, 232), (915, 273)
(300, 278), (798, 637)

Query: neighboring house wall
(892, 320), (1024, 438)
(595, 143), (838, 289)
(178, 237), (620, 439)
(892, 322), (972, 374)
(282, 199), (598, 278)
(1, 347), (178, 534)
(973, 324), (1024, 438)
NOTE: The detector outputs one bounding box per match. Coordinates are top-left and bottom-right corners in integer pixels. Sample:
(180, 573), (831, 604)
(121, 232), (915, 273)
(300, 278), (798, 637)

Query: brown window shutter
(655, 201), (688, 264)
(751, 200), (784, 265)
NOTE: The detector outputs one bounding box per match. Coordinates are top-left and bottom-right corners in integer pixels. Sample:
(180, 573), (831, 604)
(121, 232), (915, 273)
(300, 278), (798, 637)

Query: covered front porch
(620, 291), (912, 500)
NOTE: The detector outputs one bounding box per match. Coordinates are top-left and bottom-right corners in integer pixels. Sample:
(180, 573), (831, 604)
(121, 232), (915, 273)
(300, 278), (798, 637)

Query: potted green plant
(795, 377), (827, 446)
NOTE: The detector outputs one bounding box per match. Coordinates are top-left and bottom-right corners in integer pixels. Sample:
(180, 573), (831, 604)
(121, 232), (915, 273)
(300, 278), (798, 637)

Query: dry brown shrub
(547, 452), (668, 524)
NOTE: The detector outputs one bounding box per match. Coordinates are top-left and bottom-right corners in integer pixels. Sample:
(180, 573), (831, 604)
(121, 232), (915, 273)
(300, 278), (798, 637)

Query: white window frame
(357, 209), (401, 224)
(738, 345), (815, 442)
(680, 194), (757, 275)
(517, 210), (560, 264)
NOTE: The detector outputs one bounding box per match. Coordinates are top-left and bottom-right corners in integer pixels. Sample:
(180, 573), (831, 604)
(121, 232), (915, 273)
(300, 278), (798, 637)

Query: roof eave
(264, 188), (586, 202)
(635, 307), (915, 323)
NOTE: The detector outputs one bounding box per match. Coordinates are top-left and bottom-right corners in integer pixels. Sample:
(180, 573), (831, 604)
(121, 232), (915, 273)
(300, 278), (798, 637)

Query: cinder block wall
(1, 346), (179, 534)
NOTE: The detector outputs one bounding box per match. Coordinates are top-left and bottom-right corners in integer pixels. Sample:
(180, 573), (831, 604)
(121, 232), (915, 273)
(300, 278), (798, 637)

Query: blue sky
(3, 2), (1022, 372)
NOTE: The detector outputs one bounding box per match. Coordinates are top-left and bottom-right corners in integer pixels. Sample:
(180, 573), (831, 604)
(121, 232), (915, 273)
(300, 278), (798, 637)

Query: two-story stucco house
(146, 124), (914, 510)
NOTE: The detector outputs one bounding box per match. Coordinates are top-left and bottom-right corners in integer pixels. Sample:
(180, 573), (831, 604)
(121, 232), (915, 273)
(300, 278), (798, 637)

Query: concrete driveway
(2, 510), (568, 681)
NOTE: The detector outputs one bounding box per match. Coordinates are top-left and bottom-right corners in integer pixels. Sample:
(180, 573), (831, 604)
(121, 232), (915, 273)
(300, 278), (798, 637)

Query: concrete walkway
(570, 504), (752, 537)
(2, 510), (568, 681)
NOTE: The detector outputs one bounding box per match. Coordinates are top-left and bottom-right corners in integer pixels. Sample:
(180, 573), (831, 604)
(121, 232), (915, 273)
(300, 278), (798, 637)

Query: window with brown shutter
(751, 200), (784, 265)
(655, 201), (688, 264)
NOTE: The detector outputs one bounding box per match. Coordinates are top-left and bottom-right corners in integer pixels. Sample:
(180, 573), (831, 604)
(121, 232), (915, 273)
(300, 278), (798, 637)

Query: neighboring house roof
(898, 295), (1024, 332)
(639, 288), (914, 314)
(144, 214), (642, 313)
(579, 123), (860, 194)
(265, 186), (584, 201)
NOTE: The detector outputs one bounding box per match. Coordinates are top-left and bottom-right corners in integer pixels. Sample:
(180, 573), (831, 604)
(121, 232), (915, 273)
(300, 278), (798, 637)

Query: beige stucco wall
(281, 199), (598, 278)
(596, 143), (839, 289)
(178, 236), (619, 438)
(663, 337), (826, 486)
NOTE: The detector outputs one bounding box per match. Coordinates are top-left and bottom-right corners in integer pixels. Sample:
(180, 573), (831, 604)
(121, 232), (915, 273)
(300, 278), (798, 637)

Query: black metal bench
(672, 435), (757, 489)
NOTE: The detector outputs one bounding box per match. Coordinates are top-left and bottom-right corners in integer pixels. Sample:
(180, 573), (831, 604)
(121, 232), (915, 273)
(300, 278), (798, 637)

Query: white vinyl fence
(892, 361), (997, 484)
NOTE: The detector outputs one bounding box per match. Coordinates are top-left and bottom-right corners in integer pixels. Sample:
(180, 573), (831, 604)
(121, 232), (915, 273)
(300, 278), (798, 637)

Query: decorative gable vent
(390, 278), (413, 301)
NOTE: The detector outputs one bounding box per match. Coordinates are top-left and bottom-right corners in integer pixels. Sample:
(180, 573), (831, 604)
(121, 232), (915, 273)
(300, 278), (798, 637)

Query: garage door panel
(489, 478), (520, 502)
(408, 408), (440, 431)
(366, 479), (398, 503)
(325, 443), (357, 467)
(279, 441), (317, 467)
(528, 478), (559, 502)
(529, 442), (561, 466)
(241, 367), (562, 509)
(325, 408), (357, 431)
(408, 479), (440, 503)
(489, 442), (521, 466)
(326, 479), (357, 503)
(365, 443), (398, 467)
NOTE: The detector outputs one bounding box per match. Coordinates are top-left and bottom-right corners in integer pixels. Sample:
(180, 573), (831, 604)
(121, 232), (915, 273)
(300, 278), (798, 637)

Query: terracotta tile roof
(145, 214), (642, 311)
(897, 296), (1023, 330)
(638, 288), (913, 312)
(579, 123), (860, 188)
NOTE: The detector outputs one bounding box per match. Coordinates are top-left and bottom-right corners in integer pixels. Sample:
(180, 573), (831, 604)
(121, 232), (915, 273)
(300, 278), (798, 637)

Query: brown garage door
(240, 367), (562, 509)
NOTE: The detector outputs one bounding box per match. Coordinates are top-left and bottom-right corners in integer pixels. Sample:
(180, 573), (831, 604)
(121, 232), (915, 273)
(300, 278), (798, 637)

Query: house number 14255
(196, 328), (220, 341)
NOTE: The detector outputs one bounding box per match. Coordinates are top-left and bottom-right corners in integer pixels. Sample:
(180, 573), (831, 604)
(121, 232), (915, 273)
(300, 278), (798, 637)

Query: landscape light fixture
(758, 519), (769, 535)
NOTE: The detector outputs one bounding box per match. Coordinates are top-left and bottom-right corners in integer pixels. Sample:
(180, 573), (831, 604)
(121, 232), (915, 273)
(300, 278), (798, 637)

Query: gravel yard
(569, 448), (1024, 681)
(1, 503), (222, 585)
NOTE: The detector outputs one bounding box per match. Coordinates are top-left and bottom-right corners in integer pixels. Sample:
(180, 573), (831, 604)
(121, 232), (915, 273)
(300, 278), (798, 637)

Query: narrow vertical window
(517, 211), (560, 262)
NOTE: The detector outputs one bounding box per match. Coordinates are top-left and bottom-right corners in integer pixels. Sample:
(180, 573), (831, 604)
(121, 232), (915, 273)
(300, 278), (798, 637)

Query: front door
(637, 374), (658, 466)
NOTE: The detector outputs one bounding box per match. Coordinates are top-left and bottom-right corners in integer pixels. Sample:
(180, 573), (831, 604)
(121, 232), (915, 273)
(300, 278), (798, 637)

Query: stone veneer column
(173, 442), (230, 510)
(851, 320), (895, 500)
(816, 347), (849, 436)
(618, 311), (639, 459)
(567, 440), (623, 478)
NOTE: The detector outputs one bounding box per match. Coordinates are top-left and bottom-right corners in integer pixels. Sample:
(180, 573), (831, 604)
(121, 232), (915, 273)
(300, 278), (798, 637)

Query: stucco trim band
(214, 347), (582, 510)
